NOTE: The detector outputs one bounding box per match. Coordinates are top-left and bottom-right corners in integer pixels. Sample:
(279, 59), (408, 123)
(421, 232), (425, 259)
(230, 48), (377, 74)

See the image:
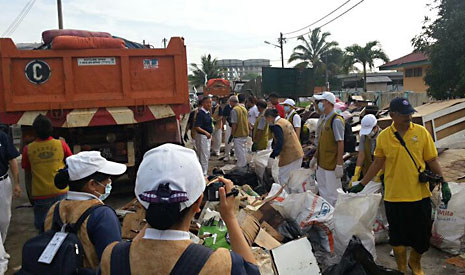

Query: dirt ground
(3, 156), (465, 275)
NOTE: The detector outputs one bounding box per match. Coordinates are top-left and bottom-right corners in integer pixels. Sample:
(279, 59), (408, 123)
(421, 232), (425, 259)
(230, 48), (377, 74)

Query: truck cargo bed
(0, 37), (188, 112)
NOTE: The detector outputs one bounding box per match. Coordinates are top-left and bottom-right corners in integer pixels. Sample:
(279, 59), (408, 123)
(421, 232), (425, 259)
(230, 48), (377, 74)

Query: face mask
(96, 180), (112, 201)
(284, 106), (291, 113)
(318, 102), (325, 113)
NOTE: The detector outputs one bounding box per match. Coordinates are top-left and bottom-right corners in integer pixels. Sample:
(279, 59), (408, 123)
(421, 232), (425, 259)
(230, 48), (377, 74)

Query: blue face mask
(96, 180), (112, 201)
(318, 102), (325, 113)
(284, 106), (291, 113)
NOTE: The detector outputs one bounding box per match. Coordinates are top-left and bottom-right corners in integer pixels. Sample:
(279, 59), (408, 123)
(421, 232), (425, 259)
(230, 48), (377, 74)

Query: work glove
(309, 157), (317, 170)
(251, 143), (258, 152)
(441, 181), (452, 206)
(349, 166), (361, 188)
(349, 182), (364, 193)
(183, 133), (189, 142)
(267, 158), (274, 169)
(335, 165), (344, 179)
(228, 135), (233, 144)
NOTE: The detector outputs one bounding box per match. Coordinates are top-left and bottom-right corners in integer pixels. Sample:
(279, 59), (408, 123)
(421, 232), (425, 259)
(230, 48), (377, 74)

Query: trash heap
(116, 96), (465, 274)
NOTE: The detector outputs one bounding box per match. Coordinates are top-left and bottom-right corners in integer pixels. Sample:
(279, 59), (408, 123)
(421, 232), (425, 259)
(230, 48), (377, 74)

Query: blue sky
(1, 0), (435, 69)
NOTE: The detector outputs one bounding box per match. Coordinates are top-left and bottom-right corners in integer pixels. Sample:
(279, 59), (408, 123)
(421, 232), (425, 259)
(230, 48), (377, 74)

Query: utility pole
(279, 32), (284, 68)
(162, 38), (167, 48)
(264, 33), (285, 68)
(57, 0), (63, 29)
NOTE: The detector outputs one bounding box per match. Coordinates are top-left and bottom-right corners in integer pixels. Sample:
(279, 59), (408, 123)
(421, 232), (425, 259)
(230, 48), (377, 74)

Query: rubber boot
(392, 246), (407, 273)
(408, 249), (425, 275)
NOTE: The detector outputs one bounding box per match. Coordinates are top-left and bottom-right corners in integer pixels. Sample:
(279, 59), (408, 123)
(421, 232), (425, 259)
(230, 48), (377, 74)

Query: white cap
(67, 151), (127, 181)
(282, 99), (296, 107)
(360, 114), (378, 136)
(135, 143), (206, 210)
(313, 92), (336, 105)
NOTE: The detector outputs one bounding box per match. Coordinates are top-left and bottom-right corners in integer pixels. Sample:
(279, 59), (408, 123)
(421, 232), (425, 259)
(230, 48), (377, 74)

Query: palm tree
(343, 41), (389, 92)
(189, 54), (223, 88)
(288, 28), (339, 72)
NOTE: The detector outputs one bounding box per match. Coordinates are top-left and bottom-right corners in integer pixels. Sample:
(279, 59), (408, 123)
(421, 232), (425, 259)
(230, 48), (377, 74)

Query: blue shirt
(195, 108), (213, 134)
(0, 129), (19, 175)
(66, 192), (122, 260)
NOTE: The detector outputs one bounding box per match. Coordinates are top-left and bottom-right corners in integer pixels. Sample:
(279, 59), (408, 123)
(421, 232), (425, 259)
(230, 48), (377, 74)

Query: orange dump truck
(0, 37), (189, 178)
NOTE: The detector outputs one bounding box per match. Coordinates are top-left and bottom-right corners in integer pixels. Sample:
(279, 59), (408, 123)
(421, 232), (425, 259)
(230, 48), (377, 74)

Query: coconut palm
(288, 28), (339, 72)
(189, 54), (223, 88)
(343, 41), (389, 92)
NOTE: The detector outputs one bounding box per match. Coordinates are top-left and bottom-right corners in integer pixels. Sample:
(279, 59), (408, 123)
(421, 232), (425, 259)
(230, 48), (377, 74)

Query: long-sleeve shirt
(270, 117), (284, 158)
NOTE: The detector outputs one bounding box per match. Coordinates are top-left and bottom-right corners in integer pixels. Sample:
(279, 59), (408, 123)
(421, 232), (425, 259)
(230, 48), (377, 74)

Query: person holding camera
(350, 97), (451, 275)
(100, 144), (259, 275)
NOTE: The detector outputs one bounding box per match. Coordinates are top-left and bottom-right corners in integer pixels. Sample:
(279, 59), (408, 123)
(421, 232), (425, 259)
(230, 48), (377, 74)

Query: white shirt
(200, 107), (209, 114)
(285, 110), (301, 128)
(143, 228), (190, 241)
(67, 191), (102, 202)
(248, 105), (260, 126)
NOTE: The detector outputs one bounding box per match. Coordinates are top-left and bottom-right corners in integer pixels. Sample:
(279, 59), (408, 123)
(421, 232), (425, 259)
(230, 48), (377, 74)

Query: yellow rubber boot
(408, 249), (425, 275)
(392, 246), (407, 273)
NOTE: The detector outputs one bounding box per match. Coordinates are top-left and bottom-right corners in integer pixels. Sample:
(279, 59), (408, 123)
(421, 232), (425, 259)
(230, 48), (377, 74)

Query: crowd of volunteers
(0, 92), (452, 275)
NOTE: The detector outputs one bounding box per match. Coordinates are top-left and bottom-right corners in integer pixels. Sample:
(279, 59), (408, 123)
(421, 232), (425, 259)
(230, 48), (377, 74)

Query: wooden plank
(434, 108), (465, 127)
(425, 121), (434, 141)
(436, 120), (465, 140)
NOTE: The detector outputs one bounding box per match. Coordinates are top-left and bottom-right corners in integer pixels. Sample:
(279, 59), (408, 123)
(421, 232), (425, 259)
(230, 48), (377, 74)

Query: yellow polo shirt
(374, 122), (437, 202)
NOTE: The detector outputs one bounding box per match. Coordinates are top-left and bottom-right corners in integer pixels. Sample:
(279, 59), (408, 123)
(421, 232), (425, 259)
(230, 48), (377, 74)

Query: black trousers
(385, 198), (432, 254)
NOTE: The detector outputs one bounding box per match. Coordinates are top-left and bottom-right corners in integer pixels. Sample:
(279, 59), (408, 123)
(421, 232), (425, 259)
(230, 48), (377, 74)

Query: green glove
(349, 183), (365, 193)
(441, 182), (452, 206)
(251, 143), (258, 152)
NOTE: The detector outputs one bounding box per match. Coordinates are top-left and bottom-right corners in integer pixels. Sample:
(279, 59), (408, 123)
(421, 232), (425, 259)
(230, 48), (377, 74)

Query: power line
(2, 0), (36, 37)
(285, 0), (364, 40)
(283, 0), (352, 35)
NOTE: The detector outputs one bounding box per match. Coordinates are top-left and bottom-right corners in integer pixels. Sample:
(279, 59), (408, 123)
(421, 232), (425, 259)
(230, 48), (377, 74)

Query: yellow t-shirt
(374, 122), (437, 202)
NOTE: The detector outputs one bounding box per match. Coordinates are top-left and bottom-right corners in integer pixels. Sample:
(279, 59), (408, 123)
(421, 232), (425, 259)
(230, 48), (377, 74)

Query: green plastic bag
(198, 218), (231, 250)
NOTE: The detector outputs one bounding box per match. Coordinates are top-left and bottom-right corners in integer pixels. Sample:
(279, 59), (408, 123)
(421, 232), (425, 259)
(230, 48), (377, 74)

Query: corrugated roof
(366, 76), (392, 83)
(379, 52), (429, 70)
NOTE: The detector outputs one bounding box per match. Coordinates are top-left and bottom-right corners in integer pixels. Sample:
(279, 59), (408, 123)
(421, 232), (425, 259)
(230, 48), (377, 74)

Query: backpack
(331, 115), (356, 153)
(16, 202), (104, 275)
(289, 112), (310, 144)
(110, 241), (213, 275)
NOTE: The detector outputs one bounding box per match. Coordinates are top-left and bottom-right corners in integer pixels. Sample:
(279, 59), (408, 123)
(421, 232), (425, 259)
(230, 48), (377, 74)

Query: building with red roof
(379, 52), (430, 93)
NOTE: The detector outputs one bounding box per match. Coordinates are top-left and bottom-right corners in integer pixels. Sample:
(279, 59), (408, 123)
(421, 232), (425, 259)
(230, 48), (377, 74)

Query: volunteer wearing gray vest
(45, 151), (126, 269)
(283, 99), (302, 139)
(265, 109), (304, 186)
(350, 114), (382, 186)
(100, 144), (259, 275)
(309, 92), (345, 206)
(230, 95), (250, 168)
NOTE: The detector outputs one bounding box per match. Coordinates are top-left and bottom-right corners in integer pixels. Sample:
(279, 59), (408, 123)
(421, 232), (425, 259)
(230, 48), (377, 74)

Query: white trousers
(196, 134), (211, 176)
(224, 125), (232, 157)
(0, 178), (12, 243)
(279, 158), (303, 186)
(0, 235), (7, 275)
(212, 128), (222, 155)
(234, 137), (248, 168)
(316, 166), (342, 207)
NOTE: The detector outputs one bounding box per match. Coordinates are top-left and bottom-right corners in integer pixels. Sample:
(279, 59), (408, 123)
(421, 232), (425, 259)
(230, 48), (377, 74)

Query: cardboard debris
(271, 238), (320, 275)
(254, 228), (281, 250)
(121, 205), (146, 240)
(261, 221), (285, 242)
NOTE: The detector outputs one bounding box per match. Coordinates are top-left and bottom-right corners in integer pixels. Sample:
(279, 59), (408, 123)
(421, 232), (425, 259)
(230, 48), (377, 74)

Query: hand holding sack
(349, 182), (364, 193)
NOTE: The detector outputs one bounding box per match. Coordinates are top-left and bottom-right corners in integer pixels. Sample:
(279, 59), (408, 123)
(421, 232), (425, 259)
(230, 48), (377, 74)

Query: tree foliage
(189, 54), (223, 87)
(412, 0), (465, 99)
(343, 41), (389, 92)
(288, 28), (339, 71)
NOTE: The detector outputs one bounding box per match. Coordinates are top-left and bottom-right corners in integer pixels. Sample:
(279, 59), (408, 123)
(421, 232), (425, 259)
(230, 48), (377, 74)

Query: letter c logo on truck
(25, 60), (51, 84)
